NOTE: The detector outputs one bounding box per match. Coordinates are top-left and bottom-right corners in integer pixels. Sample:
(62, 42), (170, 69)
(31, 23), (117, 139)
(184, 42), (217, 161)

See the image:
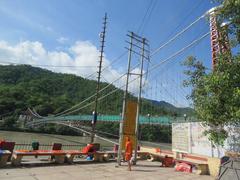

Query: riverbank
(0, 130), (172, 150)
(0, 160), (213, 180)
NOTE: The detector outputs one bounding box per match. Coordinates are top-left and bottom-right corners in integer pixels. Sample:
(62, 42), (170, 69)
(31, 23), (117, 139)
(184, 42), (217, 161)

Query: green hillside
(0, 65), (193, 123)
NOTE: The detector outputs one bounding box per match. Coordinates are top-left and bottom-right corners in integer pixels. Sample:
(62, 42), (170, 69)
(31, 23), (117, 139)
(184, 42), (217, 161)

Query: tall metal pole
(117, 32), (133, 165)
(91, 13), (107, 143)
(133, 38), (145, 165)
(209, 12), (220, 69)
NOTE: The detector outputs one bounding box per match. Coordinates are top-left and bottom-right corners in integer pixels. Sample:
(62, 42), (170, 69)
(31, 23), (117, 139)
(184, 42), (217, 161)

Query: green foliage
(2, 117), (16, 129)
(214, 0), (240, 43)
(95, 122), (119, 138)
(140, 125), (172, 143)
(204, 129), (228, 146)
(183, 55), (240, 145)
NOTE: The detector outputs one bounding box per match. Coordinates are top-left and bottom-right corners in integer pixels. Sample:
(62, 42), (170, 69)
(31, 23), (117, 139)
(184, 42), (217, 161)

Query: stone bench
(64, 150), (87, 163)
(137, 151), (150, 160)
(65, 151), (117, 163)
(149, 151), (174, 162)
(11, 150), (67, 166)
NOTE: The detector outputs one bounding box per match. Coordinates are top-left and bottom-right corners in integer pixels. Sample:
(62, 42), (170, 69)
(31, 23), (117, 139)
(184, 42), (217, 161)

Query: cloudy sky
(0, 0), (219, 107)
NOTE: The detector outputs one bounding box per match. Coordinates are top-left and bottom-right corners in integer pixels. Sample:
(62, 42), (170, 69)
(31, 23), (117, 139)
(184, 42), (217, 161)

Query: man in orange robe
(125, 136), (132, 171)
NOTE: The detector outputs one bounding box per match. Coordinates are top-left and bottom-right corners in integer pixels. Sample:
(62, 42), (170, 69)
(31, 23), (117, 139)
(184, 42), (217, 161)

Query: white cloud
(0, 40), (147, 95)
(57, 37), (69, 44)
(0, 40), (131, 88)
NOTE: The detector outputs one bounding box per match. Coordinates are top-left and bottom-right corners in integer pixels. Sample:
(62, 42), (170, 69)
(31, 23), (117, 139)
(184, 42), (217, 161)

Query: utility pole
(117, 32), (134, 165)
(117, 31), (149, 165)
(91, 13), (107, 143)
(133, 37), (148, 165)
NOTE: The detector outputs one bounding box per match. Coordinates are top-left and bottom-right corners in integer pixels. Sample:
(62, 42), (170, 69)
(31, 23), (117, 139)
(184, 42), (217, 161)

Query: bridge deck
(32, 115), (194, 124)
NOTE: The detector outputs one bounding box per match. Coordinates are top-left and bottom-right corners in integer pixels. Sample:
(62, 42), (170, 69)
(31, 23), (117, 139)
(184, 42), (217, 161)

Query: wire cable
(60, 32), (210, 115)
(150, 13), (206, 57)
(57, 75), (140, 116)
(148, 32), (210, 74)
(137, 0), (158, 35)
(159, 0), (205, 46)
(55, 62), (141, 116)
(83, 51), (127, 80)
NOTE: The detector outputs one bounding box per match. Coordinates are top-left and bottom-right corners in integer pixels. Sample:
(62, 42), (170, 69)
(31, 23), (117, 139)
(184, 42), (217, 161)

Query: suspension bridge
(13, 5), (229, 148)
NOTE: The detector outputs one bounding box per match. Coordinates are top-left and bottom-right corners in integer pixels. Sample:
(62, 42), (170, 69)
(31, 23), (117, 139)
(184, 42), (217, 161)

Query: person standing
(125, 136), (133, 171)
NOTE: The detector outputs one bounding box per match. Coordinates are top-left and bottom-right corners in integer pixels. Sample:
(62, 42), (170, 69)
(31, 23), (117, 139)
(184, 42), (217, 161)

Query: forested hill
(0, 65), (193, 119)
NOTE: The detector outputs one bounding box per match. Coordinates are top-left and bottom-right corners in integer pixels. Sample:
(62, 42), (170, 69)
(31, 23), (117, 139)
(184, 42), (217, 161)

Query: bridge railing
(14, 143), (86, 151)
(28, 114), (198, 125)
(14, 143), (114, 151)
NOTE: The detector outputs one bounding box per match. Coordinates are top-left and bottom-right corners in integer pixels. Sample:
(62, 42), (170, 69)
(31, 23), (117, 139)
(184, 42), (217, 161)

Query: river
(0, 130), (171, 150)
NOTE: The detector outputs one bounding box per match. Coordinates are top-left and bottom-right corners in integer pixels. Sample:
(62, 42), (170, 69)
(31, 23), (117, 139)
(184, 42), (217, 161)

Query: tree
(183, 55), (240, 145)
(183, 0), (240, 146)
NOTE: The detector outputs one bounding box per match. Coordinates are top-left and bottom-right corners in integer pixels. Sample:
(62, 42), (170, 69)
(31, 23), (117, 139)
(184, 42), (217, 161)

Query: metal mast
(91, 13), (107, 143)
(117, 32), (134, 165)
(209, 7), (231, 69)
(117, 32), (149, 165)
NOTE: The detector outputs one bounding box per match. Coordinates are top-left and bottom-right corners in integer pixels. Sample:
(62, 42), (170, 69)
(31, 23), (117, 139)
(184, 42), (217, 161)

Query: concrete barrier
(207, 157), (221, 177)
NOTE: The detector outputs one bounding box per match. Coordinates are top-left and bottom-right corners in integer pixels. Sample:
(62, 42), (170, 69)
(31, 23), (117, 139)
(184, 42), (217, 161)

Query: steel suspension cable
(62, 32), (210, 115)
(55, 63), (141, 116)
(150, 12), (206, 57)
(147, 32), (210, 75)
(57, 76), (140, 116)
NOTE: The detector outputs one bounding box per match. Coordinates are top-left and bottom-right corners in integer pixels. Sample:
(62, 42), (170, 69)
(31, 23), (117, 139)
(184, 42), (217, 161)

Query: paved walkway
(0, 161), (214, 180)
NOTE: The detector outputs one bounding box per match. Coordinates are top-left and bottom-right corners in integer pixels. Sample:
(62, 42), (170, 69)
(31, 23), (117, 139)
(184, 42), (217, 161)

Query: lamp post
(147, 113), (151, 125)
(184, 114), (187, 121)
(91, 111), (97, 142)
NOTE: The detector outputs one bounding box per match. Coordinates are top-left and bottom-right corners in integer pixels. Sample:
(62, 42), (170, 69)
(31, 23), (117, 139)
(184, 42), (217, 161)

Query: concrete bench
(0, 150), (11, 167)
(149, 153), (165, 161)
(136, 152), (150, 160)
(149, 151), (174, 162)
(64, 150), (86, 163)
(64, 151), (116, 163)
(92, 152), (107, 162)
(11, 150), (67, 166)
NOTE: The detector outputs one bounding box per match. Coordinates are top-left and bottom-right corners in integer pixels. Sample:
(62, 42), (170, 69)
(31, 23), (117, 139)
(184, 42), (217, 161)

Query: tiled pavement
(0, 161), (215, 180)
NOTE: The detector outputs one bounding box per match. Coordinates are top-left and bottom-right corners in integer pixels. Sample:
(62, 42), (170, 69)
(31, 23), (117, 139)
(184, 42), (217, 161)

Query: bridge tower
(209, 8), (231, 69)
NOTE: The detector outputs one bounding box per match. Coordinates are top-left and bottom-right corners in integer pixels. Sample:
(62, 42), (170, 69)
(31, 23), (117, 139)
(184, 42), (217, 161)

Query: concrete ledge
(207, 157), (220, 177)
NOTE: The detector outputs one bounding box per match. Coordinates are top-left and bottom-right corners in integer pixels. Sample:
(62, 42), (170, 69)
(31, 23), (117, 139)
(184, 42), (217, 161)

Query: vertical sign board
(122, 101), (137, 149)
(172, 122), (240, 157)
(190, 122), (214, 156)
(190, 122), (240, 157)
(172, 123), (189, 153)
